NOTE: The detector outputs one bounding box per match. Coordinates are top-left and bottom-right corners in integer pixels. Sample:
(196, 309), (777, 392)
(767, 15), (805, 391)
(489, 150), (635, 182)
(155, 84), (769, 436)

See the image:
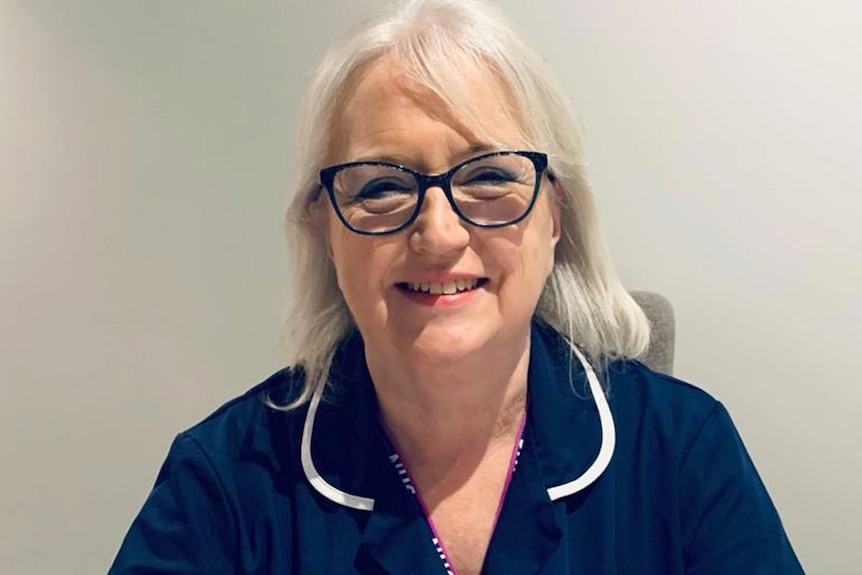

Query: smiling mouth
(397, 278), (488, 296)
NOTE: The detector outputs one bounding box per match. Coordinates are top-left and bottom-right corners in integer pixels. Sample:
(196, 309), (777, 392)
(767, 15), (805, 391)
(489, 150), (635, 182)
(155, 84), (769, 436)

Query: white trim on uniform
(546, 344), (616, 501)
(300, 345), (615, 510)
(300, 383), (376, 511)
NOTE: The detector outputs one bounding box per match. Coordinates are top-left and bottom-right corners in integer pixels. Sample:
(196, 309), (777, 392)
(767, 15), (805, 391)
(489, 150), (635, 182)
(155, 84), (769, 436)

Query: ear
(325, 233), (335, 262)
(309, 196), (336, 262)
(550, 179), (563, 250)
(324, 220), (336, 263)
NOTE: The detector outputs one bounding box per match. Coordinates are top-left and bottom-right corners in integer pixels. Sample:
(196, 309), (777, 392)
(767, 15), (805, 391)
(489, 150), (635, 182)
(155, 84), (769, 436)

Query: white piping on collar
(300, 343), (615, 510)
(300, 382), (376, 511)
(546, 344), (616, 501)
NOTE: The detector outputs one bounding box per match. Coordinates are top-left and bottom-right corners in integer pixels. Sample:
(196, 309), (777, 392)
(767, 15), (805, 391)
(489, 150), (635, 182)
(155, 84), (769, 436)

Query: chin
(396, 320), (499, 363)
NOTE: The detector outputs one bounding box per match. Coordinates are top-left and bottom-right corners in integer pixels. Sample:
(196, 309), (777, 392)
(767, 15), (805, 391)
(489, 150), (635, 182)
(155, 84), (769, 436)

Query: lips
(398, 278), (487, 295)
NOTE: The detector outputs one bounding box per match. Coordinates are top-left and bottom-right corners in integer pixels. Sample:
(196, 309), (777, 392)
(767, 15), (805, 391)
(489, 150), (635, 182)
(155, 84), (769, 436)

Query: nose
(408, 187), (471, 257)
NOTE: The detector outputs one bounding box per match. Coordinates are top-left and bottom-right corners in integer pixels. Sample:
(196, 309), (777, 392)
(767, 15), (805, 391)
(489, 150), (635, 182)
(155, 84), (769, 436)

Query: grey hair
(279, 0), (649, 408)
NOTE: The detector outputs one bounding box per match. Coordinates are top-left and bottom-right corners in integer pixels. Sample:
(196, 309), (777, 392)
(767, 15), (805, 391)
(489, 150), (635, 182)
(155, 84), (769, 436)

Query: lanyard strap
(384, 412), (527, 575)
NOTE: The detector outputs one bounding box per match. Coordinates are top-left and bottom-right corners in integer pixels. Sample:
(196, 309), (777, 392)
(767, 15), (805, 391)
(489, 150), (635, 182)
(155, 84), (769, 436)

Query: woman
(110, 0), (804, 573)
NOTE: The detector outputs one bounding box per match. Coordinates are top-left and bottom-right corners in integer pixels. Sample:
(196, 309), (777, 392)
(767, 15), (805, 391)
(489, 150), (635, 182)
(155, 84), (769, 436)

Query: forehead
(328, 57), (529, 167)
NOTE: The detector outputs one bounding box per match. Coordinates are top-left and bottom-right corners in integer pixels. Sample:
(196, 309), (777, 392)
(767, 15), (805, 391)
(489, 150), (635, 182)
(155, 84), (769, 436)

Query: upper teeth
(405, 279), (480, 295)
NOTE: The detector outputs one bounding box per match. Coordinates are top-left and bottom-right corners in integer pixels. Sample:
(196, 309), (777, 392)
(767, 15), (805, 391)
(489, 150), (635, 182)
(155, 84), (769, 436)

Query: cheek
(324, 213), (398, 332)
(326, 221), (362, 299)
(492, 213), (557, 295)
(524, 203), (559, 279)
(327, 221), (397, 306)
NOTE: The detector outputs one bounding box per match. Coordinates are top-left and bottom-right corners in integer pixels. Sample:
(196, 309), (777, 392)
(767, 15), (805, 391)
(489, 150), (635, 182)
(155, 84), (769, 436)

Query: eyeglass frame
(316, 150), (552, 236)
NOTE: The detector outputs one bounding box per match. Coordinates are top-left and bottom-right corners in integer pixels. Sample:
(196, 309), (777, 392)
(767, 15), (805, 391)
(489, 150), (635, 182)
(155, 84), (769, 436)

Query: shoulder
(534, 320), (722, 435)
(602, 359), (743, 472)
(607, 360), (723, 440)
(174, 367), (309, 476)
(604, 363), (806, 572)
(607, 360), (720, 421)
(109, 368), (313, 574)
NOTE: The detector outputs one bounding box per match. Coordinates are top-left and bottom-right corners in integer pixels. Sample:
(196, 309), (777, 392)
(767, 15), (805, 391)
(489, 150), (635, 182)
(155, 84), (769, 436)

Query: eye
(460, 168), (516, 186)
(352, 177), (414, 200)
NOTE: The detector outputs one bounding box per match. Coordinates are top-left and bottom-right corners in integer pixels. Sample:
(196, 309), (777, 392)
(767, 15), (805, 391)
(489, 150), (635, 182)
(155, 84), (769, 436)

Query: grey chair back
(629, 291), (676, 375)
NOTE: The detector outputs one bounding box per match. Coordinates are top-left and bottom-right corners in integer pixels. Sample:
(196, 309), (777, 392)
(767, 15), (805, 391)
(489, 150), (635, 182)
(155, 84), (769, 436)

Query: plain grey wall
(1, 0), (859, 573)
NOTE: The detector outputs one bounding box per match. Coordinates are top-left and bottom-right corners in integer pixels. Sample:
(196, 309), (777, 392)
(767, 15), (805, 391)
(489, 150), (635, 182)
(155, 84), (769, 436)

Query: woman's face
(324, 59), (560, 365)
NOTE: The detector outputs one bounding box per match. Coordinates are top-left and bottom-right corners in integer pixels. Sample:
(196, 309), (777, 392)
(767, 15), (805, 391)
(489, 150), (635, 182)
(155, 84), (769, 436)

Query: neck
(366, 331), (530, 466)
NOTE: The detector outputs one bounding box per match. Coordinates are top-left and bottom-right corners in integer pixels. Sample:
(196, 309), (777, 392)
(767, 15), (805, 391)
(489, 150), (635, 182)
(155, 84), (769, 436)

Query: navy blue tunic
(109, 323), (805, 574)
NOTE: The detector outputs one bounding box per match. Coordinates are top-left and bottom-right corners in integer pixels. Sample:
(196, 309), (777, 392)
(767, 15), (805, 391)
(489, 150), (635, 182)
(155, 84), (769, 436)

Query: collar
(526, 321), (616, 500)
(300, 321), (616, 510)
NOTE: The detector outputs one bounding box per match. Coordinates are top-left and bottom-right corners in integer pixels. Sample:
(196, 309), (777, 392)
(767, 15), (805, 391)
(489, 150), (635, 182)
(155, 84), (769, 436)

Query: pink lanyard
(384, 413), (526, 575)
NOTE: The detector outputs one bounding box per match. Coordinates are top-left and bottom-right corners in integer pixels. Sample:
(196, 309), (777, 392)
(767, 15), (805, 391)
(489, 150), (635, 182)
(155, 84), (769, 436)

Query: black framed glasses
(317, 150), (550, 236)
